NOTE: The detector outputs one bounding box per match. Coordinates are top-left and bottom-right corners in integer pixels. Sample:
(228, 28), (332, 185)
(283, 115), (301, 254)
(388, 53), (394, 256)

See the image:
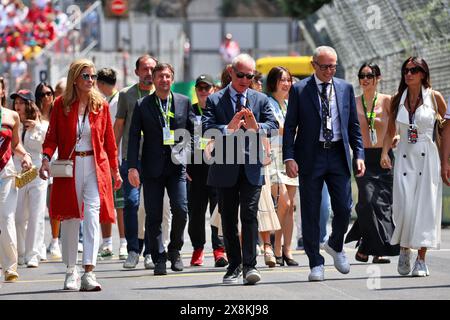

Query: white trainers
(397, 248), (412, 276)
(119, 243), (128, 260)
(98, 245), (114, 259)
(80, 272), (102, 291)
(308, 265), (325, 281)
(411, 259), (429, 277)
(144, 254), (155, 269)
(324, 241), (350, 274)
(27, 257), (39, 268)
(77, 242), (83, 253)
(123, 251), (139, 269)
(63, 266), (81, 290)
(48, 241), (62, 259)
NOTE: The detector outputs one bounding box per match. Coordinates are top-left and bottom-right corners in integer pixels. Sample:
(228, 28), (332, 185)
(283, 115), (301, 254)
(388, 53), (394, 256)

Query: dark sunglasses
(196, 85), (212, 92)
(233, 67), (254, 80)
(81, 73), (98, 81)
(358, 73), (375, 80)
(41, 91), (54, 97)
(403, 66), (423, 75)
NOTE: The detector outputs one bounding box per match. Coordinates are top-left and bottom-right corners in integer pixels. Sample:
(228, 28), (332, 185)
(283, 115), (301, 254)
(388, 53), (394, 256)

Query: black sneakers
(223, 266), (242, 284)
(154, 261), (167, 276)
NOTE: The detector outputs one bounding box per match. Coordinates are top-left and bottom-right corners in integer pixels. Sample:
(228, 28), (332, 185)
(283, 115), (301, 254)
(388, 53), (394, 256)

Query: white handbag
(50, 159), (73, 178)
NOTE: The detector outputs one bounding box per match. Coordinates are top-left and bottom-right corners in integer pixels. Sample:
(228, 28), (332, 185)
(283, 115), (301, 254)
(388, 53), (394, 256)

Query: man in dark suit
(283, 46), (365, 281)
(127, 63), (196, 275)
(203, 53), (278, 285)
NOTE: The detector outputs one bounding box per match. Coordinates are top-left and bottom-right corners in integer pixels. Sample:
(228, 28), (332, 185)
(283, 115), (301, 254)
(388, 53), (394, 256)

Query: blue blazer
(127, 92), (196, 179)
(282, 75), (364, 175)
(202, 86), (278, 187)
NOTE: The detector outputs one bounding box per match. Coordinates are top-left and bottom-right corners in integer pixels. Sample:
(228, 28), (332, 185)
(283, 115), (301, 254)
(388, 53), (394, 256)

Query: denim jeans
(120, 159), (150, 255)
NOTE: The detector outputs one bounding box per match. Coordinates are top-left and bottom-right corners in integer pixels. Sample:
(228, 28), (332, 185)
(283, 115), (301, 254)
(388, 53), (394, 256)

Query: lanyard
(156, 93), (174, 127)
(361, 92), (378, 130)
(137, 86), (151, 100)
(197, 104), (204, 116)
(76, 106), (89, 144)
(0, 107), (3, 131)
(406, 90), (421, 125)
(107, 90), (119, 104)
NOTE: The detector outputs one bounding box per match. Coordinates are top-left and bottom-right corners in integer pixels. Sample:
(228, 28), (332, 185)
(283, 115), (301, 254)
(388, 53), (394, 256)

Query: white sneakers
(397, 248), (412, 276)
(64, 267), (102, 291)
(411, 259), (430, 277)
(27, 257), (39, 268)
(48, 240), (62, 259)
(308, 265), (324, 281)
(64, 266), (81, 290)
(324, 241), (350, 274)
(80, 272), (102, 291)
(119, 243), (128, 260)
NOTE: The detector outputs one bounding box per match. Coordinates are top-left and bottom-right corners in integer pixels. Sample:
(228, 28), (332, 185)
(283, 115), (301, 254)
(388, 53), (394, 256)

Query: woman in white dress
(381, 57), (447, 277)
(266, 66), (299, 266)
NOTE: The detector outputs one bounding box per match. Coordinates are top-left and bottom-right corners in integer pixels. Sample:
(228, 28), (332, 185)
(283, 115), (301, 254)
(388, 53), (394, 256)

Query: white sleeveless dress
(390, 86), (441, 249)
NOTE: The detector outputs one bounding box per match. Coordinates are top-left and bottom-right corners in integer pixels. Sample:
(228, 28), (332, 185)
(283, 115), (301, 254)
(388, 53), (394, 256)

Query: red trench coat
(42, 96), (118, 223)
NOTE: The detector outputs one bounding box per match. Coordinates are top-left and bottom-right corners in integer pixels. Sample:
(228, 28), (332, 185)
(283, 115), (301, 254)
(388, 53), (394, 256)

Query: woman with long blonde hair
(39, 59), (122, 291)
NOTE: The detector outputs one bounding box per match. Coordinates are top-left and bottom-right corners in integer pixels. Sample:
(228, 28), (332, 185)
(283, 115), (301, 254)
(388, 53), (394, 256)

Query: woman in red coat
(39, 59), (122, 291)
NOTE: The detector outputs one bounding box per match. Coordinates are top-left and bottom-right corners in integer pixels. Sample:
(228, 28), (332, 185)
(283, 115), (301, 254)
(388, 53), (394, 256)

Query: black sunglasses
(81, 73), (98, 81)
(233, 67), (254, 80)
(196, 85), (212, 91)
(41, 91), (54, 97)
(358, 73), (375, 80)
(403, 66), (423, 75)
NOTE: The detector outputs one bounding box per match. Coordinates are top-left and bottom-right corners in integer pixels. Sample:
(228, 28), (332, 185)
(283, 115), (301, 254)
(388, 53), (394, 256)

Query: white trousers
(0, 175), (18, 273)
(61, 156), (100, 267)
(138, 188), (171, 251)
(15, 176), (47, 263)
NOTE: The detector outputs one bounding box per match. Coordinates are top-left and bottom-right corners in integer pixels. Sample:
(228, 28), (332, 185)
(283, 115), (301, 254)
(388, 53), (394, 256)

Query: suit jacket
(127, 91), (195, 179)
(202, 86), (278, 187)
(42, 96), (118, 223)
(282, 75), (364, 175)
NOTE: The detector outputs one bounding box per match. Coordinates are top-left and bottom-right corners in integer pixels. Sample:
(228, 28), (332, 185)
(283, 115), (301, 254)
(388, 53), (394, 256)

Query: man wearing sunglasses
(203, 54), (278, 285)
(283, 46), (365, 282)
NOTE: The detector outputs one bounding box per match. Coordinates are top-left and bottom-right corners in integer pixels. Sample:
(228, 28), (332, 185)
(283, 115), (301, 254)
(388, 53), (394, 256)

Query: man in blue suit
(283, 46), (365, 281)
(203, 54), (278, 285)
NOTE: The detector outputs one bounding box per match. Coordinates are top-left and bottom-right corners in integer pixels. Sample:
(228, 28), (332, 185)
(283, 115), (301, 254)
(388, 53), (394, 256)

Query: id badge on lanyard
(163, 127), (175, 145)
(370, 128), (378, 146)
(407, 124), (418, 144)
(326, 117), (332, 130)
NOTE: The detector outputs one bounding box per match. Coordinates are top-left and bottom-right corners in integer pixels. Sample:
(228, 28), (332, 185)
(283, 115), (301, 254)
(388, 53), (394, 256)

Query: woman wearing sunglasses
(380, 57), (447, 277)
(39, 59), (122, 291)
(345, 62), (399, 264)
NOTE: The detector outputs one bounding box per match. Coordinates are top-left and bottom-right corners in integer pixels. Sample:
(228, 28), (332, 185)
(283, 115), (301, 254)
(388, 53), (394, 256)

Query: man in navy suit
(127, 63), (196, 276)
(283, 46), (365, 281)
(203, 54), (278, 285)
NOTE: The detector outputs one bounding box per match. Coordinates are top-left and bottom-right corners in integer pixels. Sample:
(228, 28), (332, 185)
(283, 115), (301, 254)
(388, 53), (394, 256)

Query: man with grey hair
(203, 53), (278, 285)
(283, 45), (365, 281)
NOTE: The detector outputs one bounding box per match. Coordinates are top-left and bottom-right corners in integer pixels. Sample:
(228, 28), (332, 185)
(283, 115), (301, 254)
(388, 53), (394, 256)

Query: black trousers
(142, 163), (188, 263)
(187, 163), (223, 250)
(218, 165), (261, 270)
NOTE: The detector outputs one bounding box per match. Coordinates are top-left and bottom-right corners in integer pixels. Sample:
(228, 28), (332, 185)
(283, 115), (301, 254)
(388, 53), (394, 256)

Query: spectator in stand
(219, 33), (240, 66)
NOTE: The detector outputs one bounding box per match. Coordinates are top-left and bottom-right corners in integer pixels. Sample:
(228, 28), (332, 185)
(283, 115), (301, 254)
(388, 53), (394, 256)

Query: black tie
(235, 93), (243, 113)
(320, 83), (333, 143)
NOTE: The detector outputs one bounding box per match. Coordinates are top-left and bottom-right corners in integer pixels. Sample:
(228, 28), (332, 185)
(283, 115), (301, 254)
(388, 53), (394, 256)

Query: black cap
(195, 74), (214, 87)
(10, 89), (35, 102)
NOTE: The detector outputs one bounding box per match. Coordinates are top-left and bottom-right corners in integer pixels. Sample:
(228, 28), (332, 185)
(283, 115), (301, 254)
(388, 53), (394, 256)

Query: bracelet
(24, 152), (32, 160)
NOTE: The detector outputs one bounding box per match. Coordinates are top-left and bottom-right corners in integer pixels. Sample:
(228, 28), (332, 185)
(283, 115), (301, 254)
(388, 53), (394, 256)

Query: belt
(75, 150), (94, 157)
(318, 140), (342, 149)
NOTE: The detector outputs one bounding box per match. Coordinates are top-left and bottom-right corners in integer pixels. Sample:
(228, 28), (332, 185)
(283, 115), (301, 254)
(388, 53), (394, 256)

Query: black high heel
(275, 256), (284, 266)
(282, 252), (299, 266)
